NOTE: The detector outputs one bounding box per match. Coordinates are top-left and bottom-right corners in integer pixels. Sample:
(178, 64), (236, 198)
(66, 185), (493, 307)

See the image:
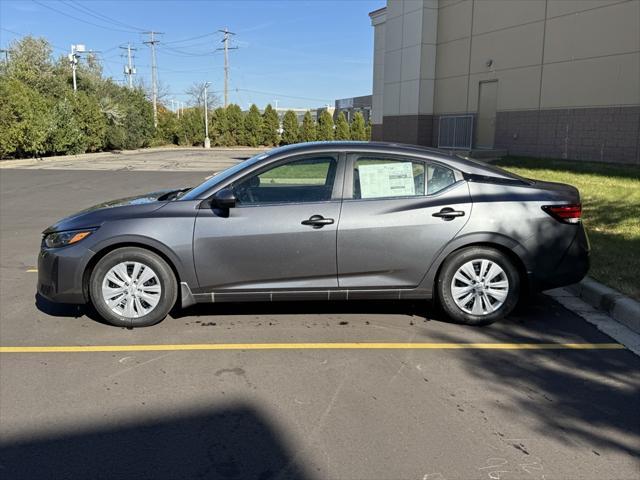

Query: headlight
(43, 229), (96, 249)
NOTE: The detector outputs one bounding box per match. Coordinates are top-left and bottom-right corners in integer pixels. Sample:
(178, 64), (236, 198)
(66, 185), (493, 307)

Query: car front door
(193, 153), (344, 295)
(337, 153), (471, 288)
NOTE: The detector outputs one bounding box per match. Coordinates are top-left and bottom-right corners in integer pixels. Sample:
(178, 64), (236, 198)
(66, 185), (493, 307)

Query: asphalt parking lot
(0, 150), (638, 480)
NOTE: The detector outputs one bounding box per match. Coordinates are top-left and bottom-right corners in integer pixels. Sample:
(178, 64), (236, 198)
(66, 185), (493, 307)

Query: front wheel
(89, 247), (177, 327)
(437, 247), (520, 326)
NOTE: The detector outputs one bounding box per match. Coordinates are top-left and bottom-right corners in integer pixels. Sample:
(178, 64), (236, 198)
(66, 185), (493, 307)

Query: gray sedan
(38, 142), (589, 327)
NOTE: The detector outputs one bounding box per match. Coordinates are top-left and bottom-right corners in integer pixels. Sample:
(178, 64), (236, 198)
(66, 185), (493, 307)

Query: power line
(66, 0), (148, 32)
(163, 32), (218, 45)
(31, 0), (142, 34)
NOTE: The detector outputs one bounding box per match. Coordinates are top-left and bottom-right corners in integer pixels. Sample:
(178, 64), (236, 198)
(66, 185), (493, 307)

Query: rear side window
(427, 164), (456, 194)
(353, 157), (456, 199)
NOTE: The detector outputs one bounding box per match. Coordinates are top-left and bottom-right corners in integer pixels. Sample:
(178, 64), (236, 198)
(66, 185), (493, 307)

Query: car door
(193, 153), (344, 294)
(337, 153), (471, 288)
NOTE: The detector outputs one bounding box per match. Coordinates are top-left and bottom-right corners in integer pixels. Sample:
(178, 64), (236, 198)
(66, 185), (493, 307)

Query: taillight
(542, 204), (582, 224)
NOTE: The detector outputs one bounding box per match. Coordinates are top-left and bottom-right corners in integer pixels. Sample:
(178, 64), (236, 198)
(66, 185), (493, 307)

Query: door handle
(301, 215), (334, 229)
(432, 207), (465, 221)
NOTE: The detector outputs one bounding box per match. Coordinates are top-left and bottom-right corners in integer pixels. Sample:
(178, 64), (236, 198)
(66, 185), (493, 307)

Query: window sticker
(358, 162), (415, 198)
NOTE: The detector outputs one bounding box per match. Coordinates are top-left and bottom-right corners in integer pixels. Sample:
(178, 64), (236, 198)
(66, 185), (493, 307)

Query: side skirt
(180, 282), (430, 307)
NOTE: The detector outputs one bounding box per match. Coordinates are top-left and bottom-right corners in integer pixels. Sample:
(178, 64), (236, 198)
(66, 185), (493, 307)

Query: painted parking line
(25, 269), (38, 273)
(0, 342), (625, 353)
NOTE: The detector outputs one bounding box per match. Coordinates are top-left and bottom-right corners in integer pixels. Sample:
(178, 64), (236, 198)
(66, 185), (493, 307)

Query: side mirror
(210, 188), (236, 209)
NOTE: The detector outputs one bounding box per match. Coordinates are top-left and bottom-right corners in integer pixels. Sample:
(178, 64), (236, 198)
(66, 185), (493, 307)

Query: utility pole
(143, 31), (162, 127)
(203, 82), (211, 148)
(120, 43), (137, 89)
(68, 44), (85, 93)
(217, 28), (238, 107)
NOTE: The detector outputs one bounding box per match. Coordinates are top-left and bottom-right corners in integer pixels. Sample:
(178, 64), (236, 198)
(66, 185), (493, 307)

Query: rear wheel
(437, 247), (520, 326)
(89, 247), (177, 327)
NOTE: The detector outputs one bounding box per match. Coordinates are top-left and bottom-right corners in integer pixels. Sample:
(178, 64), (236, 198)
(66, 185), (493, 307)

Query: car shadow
(171, 298), (441, 322)
(0, 403), (314, 480)
(34, 293), (112, 326)
(423, 301), (640, 457)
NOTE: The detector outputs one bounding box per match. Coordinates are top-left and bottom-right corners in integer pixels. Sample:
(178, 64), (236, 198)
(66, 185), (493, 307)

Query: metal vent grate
(437, 115), (473, 149)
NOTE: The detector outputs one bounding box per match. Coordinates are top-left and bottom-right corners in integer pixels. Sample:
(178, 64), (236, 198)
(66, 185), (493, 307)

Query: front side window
(232, 156), (337, 205)
(353, 157), (456, 199)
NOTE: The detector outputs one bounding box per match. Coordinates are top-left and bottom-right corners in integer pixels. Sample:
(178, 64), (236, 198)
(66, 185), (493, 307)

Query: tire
(437, 247), (520, 326)
(89, 247), (177, 327)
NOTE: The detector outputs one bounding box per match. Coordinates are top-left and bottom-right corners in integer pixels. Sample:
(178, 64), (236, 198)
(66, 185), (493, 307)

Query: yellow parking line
(25, 269), (38, 273)
(0, 342), (625, 353)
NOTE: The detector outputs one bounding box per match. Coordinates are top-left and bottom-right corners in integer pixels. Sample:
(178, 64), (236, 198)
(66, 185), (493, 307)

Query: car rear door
(193, 153), (344, 293)
(337, 153), (471, 288)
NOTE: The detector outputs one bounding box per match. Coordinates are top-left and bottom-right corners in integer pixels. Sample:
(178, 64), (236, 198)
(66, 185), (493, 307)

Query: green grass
(494, 156), (640, 299)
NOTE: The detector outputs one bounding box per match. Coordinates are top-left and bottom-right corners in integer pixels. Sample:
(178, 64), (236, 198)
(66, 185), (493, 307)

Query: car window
(427, 164), (456, 194)
(353, 158), (425, 199)
(353, 158), (457, 199)
(232, 156), (337, 205)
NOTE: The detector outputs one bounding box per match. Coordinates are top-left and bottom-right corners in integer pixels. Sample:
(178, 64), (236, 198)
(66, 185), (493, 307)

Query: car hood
(43, 188), (185, 234)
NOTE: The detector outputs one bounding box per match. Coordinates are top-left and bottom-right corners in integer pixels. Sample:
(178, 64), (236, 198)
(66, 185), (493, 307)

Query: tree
(211, 107), (231, 146)
(0, 77), (51, 158)
(261, 104), (280, 146)
(334, 111), (350, 140)
(317, 109), (334, 141)
(300, 111), (317, 143)
(281, 110), (299, 145)
(350, 111), (367, 141)
(185, 81), (220, 109)
(177, 107), (204, 146)
(365, 120), (372, 141)
(243, 104), (263, 147)
(226, 104), (244, 146)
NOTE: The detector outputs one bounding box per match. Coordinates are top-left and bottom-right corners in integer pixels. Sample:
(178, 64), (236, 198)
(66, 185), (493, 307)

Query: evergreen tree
(317, 109), (334, 141)
(334, 111), (350, 140)
(281, 110), (299, 145)
(243, 104), (263, 147)
(211, 107), (230, 146)
(261, 104), (280, 146)
(365, 120), (372, 141)
(226, 104), (244, 146)
(300, 111), (317, 143)
(350, 111), (367, 141)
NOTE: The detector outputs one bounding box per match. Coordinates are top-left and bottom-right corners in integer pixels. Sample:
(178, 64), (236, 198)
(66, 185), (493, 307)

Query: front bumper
(37, 243), (93, 304)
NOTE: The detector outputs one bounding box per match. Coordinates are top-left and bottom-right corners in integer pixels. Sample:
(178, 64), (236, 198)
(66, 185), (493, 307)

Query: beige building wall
(370, 0), (640, 163)
(433, 0), (639, 115)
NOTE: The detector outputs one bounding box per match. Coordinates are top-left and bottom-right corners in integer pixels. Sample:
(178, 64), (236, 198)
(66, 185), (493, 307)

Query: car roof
(264, 141), (517, 179)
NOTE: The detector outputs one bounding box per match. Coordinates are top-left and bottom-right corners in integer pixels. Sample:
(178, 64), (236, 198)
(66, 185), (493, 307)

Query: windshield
(180, 152), (270, 200)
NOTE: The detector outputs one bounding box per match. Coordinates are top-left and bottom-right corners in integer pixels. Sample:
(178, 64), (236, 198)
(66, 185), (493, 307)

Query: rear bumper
(532, 224), (590, 291)
(37, 244), (93, 304)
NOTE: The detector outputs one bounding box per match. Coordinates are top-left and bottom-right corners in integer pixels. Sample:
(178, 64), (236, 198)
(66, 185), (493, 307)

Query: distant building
(334, 95), (372, 123)
(370, 0), (639, 163)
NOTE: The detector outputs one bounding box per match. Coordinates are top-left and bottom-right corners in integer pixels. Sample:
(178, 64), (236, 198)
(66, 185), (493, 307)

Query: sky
(0, 0), (381, 109)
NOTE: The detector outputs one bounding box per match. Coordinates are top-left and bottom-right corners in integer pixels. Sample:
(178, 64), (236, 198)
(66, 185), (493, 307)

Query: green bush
(0, 77), (51, 157)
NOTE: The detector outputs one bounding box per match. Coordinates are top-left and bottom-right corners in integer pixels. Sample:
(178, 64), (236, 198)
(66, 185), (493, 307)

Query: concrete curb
(567, 277), (640, 334)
